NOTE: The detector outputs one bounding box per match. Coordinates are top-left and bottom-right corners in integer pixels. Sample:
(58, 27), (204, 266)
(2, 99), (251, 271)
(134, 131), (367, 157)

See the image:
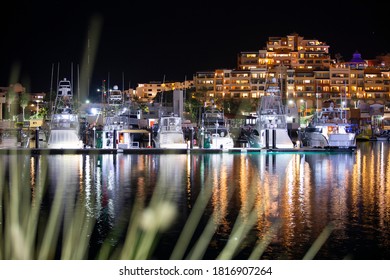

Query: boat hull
(303, 130), (356, 149)
(47, 129), (83, 149)
(154, 115), (187, 149)
(247, 129), (294, 149)
(208, 135), (234, 149)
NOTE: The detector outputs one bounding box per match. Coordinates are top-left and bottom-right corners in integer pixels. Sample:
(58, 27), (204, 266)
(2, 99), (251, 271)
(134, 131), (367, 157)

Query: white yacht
(200, 106), (234, 149)
(100, 86), (149, 149)
(101, 114), (148, 149)
(47, 78), (83, 149)
(153, 114), (187, 149)
(301, 100), (356, 149)
(245, 79), (294, 149)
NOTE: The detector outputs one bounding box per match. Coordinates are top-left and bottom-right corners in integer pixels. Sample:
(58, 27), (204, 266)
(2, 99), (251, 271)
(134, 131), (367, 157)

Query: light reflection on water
(4, 141), (390, 259)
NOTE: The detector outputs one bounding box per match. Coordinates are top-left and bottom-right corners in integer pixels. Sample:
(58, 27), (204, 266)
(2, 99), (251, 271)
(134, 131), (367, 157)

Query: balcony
(365, 88), (387, 92)
(230, 88), (251, 92)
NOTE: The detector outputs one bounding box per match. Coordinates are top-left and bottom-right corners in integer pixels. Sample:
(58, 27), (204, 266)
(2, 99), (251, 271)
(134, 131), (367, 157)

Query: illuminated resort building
(193, 33), (390, 125)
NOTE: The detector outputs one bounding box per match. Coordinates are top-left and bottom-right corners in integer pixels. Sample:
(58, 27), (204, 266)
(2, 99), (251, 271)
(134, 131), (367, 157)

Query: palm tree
(5, 87), (17, 118)
(184, 96), (201, 122)
(335, 53), (343, 63)
(19, 91), (30, 121)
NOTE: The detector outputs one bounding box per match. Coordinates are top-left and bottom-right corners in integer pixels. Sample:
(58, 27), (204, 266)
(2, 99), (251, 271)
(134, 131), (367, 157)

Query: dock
(0, 146), (357, 155)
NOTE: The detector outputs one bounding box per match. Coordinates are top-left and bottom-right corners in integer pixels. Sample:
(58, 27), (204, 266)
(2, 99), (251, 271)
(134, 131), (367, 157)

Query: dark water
(2, 142), (390, 259)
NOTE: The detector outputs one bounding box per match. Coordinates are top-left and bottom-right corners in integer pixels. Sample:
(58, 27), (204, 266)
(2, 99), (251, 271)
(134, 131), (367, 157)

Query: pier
(0, 146), (357, 155)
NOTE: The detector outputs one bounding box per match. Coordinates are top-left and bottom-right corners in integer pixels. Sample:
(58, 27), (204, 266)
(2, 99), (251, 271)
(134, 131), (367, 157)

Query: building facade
(135, 80), (194, 102)
(194, 33), (390, 119)
(0, 83), (46, 122)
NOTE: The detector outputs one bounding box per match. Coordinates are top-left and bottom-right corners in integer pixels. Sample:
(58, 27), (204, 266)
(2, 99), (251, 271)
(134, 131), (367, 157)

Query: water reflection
(2, 142), (390, 259)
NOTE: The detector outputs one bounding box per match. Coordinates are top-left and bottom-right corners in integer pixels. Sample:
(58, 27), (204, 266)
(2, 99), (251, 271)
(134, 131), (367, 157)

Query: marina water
(2, 141), (390, 259)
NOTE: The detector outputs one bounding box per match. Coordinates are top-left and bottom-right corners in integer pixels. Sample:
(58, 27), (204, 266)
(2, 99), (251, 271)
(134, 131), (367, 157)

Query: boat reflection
(3, 142), (390, 259)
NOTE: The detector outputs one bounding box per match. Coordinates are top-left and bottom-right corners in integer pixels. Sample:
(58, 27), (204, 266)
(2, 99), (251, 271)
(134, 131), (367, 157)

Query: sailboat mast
(159, 75), (166, 117)
(53, 62), (60, 115)
(162, 74), (165, 105)
(50, 63), (54, 113)
(56, 62), (60, 91)
(77, 64), (80, 105)
(184, 75), (187, 102)
(107, 72), (110, 94)
(71, 62), (74, 100)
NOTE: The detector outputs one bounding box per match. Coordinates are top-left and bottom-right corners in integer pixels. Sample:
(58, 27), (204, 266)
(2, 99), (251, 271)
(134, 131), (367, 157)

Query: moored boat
(243, 78), (294, 149)
(153, 113), (187, 149)
(301, 100), (357, 150)
(47, 78), (83, 149)
(199, 106), (234, 149)
(100, 86), (149, 149)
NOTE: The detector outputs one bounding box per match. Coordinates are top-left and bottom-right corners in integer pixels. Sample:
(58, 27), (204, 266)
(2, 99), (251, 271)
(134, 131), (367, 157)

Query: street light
(288, 100), (296, 108)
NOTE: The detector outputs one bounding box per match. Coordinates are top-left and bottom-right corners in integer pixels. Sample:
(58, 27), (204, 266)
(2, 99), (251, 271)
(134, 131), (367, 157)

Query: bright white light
(91, 108), (98, 115)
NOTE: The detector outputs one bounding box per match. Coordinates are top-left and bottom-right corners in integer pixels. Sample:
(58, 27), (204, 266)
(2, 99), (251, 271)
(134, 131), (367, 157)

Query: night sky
(1, 0), (388, 98)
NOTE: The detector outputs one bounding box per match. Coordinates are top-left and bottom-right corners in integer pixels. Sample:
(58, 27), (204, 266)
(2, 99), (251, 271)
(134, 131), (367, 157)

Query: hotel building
(193, 33), (390, 121)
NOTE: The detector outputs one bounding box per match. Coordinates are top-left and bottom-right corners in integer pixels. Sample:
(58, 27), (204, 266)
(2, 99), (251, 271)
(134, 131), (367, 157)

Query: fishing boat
(243, 78), (294, 149)
(300, 100), (357, 150)
(199, 106), (234, 149)
(153, 113), (187, 149)
(100, 86), (149, 149)
(47, 78), (83, 149)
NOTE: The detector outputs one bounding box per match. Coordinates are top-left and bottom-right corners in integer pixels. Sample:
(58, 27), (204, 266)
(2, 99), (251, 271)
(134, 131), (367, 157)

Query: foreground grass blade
(303, 223), (335, 260)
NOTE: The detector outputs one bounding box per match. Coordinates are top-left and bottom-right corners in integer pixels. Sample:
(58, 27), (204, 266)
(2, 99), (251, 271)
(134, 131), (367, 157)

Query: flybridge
(53, 78), (74, 114)
(108, 85), (124, 104)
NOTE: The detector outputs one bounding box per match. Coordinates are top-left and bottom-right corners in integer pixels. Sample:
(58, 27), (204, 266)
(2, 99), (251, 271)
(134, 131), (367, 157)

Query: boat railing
(258, 115), (288, 129)
(160, 125), (183, 133)
(204, 127), (229, 137)
(260, 108), (281, 115)
(316, 117), (348, 124)
(104, 124), (128, 131)
(259, 123), (288, 129)
(50, 114), (79, 130)
(105, 122), (130, 129)
(50, 122), (79, 130)
(203, 113), (223, 119)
